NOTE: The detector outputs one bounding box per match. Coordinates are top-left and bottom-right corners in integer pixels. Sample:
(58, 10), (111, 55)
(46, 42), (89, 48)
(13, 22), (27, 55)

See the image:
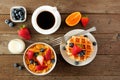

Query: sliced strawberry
(27, 50), (34, 60)
(36, 55), (44, 65)
(18, 25), (31, 40)
(72, 45), (82, 56)
(45, 49), (51, 61)
(36, 65), (47, 70)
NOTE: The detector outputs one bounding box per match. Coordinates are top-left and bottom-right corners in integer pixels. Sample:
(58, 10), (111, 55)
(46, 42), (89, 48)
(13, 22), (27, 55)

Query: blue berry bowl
(10, 6), (27, 22)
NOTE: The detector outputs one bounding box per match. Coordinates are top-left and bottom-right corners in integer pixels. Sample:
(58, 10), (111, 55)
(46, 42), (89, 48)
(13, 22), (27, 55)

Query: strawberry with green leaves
(18, 25), (31, 40)
(81, 15), (89, 28)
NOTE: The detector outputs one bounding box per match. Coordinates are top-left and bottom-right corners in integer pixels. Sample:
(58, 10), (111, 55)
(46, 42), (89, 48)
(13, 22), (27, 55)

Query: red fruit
(81, 16), (89, 27)
(37, 55), (44, 65)
(18, 25), (31, 40)
(72, 45), (82, 56)
(45, 49), (51, 61)
(36, 65), (47, 70)
(27, 50), (34, 60)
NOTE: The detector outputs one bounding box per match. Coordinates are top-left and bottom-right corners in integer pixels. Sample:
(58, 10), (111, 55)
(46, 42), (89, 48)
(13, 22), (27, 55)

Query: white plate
(60, 29), (98, 66)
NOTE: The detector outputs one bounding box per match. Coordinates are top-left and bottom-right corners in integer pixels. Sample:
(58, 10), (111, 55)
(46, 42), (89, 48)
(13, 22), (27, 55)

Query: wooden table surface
(0, 0), (120, 80)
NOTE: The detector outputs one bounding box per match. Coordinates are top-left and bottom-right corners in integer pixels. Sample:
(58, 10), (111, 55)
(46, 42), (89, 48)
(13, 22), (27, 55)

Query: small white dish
(10, 6), (27, 22)
(23, 42), (57, 75)
(32, 5), (61, 35)
(60, 29), (98, 66)
(8, 39), (25, 54)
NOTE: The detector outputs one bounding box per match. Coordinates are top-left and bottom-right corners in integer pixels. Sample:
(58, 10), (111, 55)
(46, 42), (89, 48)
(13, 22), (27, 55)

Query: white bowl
(32, 5), (61, 35)
(23, 42), (57, 75)
(10, 6), (27, 22)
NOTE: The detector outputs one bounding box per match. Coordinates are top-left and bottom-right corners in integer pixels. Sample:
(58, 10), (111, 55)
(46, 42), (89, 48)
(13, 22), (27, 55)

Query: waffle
(65, 35), (94, 61)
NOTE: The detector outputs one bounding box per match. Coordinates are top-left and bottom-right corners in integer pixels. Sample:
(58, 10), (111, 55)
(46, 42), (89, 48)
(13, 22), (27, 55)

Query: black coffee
(37, 11), (55, 29)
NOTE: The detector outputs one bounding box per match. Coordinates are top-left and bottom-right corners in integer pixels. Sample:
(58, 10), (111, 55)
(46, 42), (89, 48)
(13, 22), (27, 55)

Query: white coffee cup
(32, 5), (61, 35)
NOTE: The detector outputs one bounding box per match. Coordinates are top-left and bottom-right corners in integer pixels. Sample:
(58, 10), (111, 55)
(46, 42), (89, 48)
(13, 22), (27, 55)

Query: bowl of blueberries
(10, 6), (27, 22)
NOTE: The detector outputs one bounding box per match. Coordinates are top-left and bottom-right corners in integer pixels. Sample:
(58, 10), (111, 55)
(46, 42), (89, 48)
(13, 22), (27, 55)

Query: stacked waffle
(65, 35), (94, 61)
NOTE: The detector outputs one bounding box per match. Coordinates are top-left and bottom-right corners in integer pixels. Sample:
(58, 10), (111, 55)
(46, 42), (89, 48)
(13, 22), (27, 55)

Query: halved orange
(65, 12), (81, 27)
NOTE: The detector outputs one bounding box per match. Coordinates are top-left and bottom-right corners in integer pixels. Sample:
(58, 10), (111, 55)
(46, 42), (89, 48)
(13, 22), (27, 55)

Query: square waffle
(65, 35), (94, 61)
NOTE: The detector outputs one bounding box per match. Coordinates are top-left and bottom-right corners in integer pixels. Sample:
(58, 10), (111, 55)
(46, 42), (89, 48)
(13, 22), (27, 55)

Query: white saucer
(60, 29), (98, 66)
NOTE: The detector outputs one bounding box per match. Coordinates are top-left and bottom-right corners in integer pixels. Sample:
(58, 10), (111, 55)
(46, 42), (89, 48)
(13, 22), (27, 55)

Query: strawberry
(81, 16), (89, 27)
(18, 25), (31, 40)
(45, 49), (51, 61)
(27, 50), (34, 60)
(36, 55), (44, 65)
(36, 65), (47, 70)
(72, 45), (82, 56)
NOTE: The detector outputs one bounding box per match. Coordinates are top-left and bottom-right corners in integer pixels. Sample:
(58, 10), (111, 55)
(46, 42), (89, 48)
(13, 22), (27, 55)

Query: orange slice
(65, 12), (81, 26)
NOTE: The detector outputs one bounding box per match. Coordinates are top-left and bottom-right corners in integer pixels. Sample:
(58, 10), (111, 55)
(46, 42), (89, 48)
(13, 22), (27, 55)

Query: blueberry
(12, 13), (17, 20)
(51, 59), (55, 63)
(18, 66), (23, 70)
(15, 13), (19, 17)
(18, 15), (21, 19)
(13, 9), (17, 13)
(40, 48), (45, 52)
(5, 19), (11, 24)
(34, 61), (39, 65)
(20, 14), (24, 17)
(14, 63), (19, 67)
(34, 52), (39, 57)
(84, 35), (88, 37)
(20, 8), (24, 11)
(93, 42), (97, 46)
(62, 46), (66, 50)
(12, 17), (17, 20)
(20, 17), (24, 20)
(69, 43), (74, 47)
(19, 15), (24, 20)
(74, 61), (79, 65)
(78, 50), (85, 57)
(15, 16), (19, 20)
(9, 22), (14, 27)
(19, 11), (24, 16)
(29, 59), (34, 64)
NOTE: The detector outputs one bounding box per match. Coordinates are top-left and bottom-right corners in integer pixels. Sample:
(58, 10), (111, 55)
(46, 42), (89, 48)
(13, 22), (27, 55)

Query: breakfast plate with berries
(60, 29), (97, 66)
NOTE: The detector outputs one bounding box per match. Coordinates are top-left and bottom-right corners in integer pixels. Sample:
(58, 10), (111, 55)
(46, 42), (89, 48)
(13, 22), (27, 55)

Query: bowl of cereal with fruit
(23, 42), (57, 75)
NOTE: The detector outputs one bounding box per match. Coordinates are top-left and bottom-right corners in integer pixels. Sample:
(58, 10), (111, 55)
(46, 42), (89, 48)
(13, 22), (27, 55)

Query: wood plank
(0, 0), (120, 14)
(1, 76), (120, 80)
(0, 55), (120, 76)
(12, 76), (120, 80)
(0, 14), (120, 34)
(0, 33), (120, 54)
